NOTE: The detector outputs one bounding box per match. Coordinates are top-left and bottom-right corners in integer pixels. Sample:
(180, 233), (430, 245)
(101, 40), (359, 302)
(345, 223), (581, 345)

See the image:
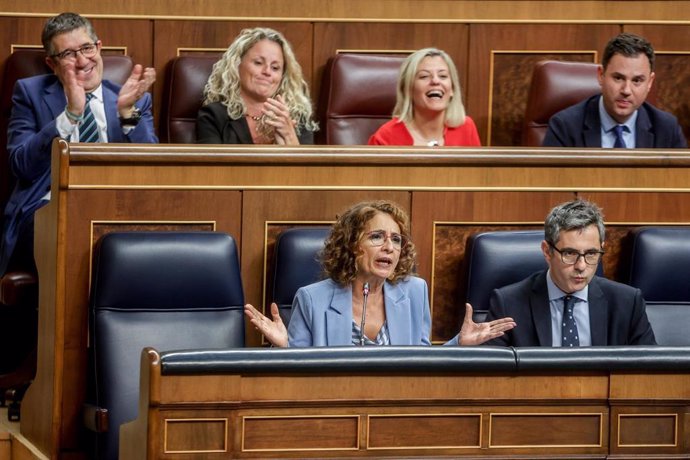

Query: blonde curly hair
(202, 27), (317, 134)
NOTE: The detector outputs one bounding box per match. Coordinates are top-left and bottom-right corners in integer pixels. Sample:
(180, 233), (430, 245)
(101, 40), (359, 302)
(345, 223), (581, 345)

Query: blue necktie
(79, 93), (99, 143)
(561, 295), (580, 347)
(613, 125), (627, 148)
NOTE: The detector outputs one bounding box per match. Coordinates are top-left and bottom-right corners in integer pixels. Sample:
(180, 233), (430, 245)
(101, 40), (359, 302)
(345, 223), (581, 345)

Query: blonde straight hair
(393, 48), (466, 127)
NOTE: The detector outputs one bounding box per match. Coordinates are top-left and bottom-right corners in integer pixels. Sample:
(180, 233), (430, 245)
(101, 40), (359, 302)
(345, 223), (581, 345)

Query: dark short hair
(544, 199), (605, 247)
(42, 12), (98, 56)
(602, 33), (654, 71)
(321, 200), (417, 286)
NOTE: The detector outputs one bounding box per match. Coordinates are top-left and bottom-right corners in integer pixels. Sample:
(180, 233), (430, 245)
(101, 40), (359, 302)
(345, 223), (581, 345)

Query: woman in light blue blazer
(245, 200), (514, 347)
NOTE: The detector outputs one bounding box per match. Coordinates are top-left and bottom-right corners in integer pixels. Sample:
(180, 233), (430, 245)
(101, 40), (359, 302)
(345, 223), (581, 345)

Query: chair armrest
(83, 403), (109, 433)
(0, 271), (37, 306)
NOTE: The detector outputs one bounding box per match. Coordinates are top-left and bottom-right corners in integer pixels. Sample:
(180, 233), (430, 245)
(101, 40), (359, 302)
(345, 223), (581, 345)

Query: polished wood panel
(119, 348), (690, 458)
(3, 1), (690, 21)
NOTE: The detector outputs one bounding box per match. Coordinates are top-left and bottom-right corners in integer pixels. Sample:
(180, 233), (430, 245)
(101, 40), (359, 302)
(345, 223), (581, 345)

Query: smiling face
(238, 38), (284, 104)
(412, 55), (454, 116)
(46, 27), (103, 92)
(598, 53), (655, 123)
(355, 212), (402, 283)
(542, 224), (602, 294)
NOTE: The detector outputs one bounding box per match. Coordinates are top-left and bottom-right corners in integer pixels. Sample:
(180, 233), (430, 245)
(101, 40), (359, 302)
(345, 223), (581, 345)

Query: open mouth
(426, 90), (444, 99)
(375, 257), (393, 267)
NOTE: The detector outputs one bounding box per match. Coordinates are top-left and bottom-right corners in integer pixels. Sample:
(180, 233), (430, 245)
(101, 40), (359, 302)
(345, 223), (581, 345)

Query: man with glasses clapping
(484, 199), (656, 347)
(0, 12), (157, 276)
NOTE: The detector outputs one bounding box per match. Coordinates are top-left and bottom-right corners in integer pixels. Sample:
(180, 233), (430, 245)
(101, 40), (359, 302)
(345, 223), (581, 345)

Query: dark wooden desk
(121, 346), (690, 458)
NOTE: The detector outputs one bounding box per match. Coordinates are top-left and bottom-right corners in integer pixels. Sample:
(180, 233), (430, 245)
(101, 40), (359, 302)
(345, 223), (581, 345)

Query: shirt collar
(86, 84), (104, 103)
(598, 95), (637, 133)
(546, 269), (588, 303)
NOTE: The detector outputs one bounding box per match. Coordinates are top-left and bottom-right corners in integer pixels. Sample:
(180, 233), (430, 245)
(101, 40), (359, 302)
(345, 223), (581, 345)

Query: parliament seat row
(80, 225), (690, 458)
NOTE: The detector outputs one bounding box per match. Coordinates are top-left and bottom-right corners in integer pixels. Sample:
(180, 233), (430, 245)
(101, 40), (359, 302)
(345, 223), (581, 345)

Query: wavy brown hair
(321, 200), (417, 286)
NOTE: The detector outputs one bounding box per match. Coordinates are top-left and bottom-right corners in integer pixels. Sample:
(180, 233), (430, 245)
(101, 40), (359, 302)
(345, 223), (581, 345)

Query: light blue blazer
(287, 276), (460, 347)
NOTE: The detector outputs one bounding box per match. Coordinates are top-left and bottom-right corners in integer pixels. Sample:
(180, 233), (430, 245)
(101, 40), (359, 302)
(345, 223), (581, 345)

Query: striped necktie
(79, 93), (99, 143)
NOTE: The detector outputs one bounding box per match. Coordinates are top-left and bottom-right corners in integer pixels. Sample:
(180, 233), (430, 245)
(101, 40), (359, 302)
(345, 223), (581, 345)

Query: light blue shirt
(599, 96), (637, 148)
(546, 270), (592, 346)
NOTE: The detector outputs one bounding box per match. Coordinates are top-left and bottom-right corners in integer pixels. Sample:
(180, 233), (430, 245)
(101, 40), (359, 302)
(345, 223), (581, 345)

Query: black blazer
(542, 95), (687, 148)
(485, 271), (657, 347)
(196, 101), (314, 144)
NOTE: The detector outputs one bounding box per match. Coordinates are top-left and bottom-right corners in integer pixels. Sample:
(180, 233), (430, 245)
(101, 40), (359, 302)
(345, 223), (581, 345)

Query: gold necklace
(246, 114), (262, 122)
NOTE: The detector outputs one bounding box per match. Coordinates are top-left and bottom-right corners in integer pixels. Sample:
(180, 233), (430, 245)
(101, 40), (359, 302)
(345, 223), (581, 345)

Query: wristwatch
(119, 107), (142, 127)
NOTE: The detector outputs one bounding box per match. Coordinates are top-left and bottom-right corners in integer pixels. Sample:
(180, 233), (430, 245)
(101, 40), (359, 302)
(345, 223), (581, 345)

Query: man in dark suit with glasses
(484, 199), (656, 347)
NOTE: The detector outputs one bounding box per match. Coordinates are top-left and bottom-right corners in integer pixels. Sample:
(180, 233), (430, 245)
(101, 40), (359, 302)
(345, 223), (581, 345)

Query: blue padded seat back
(465, 231), (548, 313)
(645, 302), (690, 346)
(629, 227), (690, 302)
(272, 227), (330, 324)
(89, 231), (244, 460)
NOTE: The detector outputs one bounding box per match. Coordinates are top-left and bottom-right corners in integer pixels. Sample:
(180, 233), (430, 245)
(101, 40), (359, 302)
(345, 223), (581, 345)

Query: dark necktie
(79, 93), (99, 143)
(613, 124), (627, 148)
(561, 295), (580, 347)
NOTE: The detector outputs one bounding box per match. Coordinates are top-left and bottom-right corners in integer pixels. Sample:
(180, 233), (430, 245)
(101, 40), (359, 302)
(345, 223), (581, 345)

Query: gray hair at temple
(42, 12), (98, 56)
(602, 32), (655, 72)
(393, 47), (467, 128)
(544, 199), (605, 247)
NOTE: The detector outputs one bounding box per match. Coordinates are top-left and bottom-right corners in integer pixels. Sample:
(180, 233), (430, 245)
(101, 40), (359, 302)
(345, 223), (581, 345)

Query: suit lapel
(587, 277), (608, 346)
(384, 281), (411, 345)
(583, 96), (602, 147)
(325, 284), (353, 346)
(229, 117), (253, 144)
(102, 82), (123, 142)
(43, 79), (68, 121)
(634, 106), (654, 148)
(531, 272), (553, 346)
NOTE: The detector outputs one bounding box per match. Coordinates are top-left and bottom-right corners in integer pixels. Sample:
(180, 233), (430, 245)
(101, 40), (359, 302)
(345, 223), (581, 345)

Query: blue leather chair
(628, 227), (690, 346)
(628, 227), (690, 302)
(87, 231), (245, 460)
(465, 230), (548, 321)
(271, 227), (330, 324)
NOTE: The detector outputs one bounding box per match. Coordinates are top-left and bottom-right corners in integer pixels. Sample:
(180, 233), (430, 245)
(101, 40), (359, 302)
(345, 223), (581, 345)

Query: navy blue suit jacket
(484, 271), (656, 347)
(0, 74), (158, 274)
(542, 94), (687, 148)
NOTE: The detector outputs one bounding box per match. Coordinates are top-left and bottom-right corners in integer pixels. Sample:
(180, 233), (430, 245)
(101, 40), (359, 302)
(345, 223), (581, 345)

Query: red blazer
(368, 116), (481, 146)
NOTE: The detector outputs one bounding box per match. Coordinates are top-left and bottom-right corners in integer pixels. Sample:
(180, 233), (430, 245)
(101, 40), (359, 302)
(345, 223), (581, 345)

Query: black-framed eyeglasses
(364, 230), (407, 250)
(51, 42), (99, 61)
(548, 242), (604, 265)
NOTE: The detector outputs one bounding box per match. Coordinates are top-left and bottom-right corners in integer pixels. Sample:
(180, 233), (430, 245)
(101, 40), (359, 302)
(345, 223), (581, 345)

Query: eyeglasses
(364, 230), (407, 250)
(51, 43), (99, 61)
(548, 242), (604, 265)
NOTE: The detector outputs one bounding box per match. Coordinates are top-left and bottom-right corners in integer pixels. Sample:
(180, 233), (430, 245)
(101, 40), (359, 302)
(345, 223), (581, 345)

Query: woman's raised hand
(244, 302), (289, 347)
(459, 303), (516, 346)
